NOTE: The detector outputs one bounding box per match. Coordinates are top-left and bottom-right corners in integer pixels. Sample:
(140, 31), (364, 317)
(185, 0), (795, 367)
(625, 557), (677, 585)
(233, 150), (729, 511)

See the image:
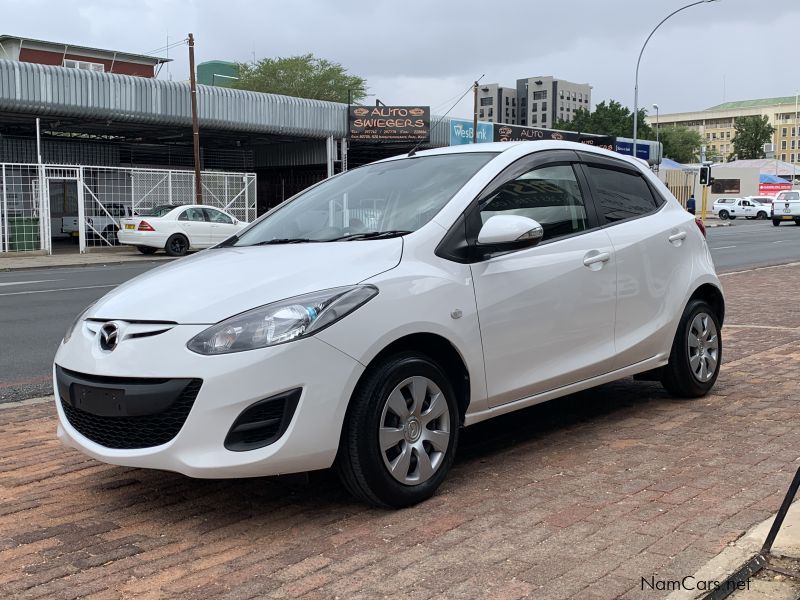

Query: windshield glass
(233, 153), (495, 245)
(138, 205), (181, 217)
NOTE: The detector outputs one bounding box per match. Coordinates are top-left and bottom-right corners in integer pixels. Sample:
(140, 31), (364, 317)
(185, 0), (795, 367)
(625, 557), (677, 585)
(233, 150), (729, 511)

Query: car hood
(90, 240), (403, 323)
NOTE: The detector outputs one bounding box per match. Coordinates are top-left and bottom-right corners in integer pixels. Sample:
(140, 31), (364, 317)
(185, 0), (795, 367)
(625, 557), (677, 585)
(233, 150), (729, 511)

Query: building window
(793, 127), (797, 137)
(706, 133), (711, 140)
(793, 140), (797, 150)
(542, 102), (547, 112)
(726, 131), (730, 139)
(480, 97), (492, 106)
(512, 98), (516, 106)
(533, 91), (547, 100)
(782, 140), (787, 149)
(531, 102), (538, 112)
(479, 109), (484, 118)
(541, 116), (546, 126)
(531, 114), (538, 123)
(488, 108), (493, 117)
(560, 90), (564, 99)
(783, 127), (788, 136)
(63, 59), (105, 72)
(782, 153), (787, 161)
(505, 97), (509, 105)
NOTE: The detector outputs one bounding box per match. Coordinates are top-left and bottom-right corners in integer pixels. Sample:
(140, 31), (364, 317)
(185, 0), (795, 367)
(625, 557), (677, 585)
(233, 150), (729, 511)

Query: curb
(0, 257), (174, 272)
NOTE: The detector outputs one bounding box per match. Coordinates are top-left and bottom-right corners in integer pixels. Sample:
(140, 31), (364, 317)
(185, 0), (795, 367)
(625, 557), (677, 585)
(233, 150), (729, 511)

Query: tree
(730, 115), (774, 159)
(658, 126), (704, 163)
(233, 54), (367, 103)
(554, 100), (654, 139)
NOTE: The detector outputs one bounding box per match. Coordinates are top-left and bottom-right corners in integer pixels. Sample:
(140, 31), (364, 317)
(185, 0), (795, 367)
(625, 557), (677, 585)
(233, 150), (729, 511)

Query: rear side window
(585, 166), (659, 223)
(479, 164), (589, 242)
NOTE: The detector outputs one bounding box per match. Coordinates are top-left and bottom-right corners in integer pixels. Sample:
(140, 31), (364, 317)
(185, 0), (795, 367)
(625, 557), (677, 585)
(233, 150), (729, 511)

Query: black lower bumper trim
(225, 388), (301, 452)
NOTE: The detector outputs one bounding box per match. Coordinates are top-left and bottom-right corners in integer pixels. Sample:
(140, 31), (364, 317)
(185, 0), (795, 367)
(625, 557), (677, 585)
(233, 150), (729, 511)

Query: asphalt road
(706, 217), (800, 271)
(0, 219), (797, 403)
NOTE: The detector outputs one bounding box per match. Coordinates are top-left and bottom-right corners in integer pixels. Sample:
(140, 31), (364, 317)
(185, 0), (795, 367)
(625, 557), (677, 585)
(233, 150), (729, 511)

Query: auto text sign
(349, 106), (430, 142)
(449, 119), (493, 145)
(493, 125), (614, 150)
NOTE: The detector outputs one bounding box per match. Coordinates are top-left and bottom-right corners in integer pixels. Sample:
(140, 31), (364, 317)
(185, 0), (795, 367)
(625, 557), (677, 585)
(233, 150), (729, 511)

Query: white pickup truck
(771, 190), (800, 226)
(61, 203), (134, 244)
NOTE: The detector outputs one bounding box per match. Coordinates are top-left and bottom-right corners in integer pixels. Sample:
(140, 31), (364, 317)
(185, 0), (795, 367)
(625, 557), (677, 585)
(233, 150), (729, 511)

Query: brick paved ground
(2, 264), (800, 600)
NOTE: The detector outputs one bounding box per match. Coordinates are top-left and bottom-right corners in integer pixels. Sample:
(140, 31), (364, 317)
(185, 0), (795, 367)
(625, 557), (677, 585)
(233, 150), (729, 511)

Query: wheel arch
(688, 283), (725, 325)
(351, 332), (471, 424)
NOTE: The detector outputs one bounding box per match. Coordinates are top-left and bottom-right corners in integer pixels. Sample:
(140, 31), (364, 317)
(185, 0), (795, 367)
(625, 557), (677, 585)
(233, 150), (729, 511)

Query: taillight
(694, 218), (706, 238)
(138, 220), (155, 231)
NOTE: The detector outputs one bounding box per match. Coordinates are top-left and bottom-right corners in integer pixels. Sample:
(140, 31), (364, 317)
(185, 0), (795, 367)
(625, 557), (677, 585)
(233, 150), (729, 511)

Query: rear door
(177, 207), (212, 247)
(578, 153), (694, 369)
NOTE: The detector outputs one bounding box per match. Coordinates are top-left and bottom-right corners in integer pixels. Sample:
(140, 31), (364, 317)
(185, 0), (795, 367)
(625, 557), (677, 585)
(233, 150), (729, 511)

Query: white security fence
(0, 163), (257, 254)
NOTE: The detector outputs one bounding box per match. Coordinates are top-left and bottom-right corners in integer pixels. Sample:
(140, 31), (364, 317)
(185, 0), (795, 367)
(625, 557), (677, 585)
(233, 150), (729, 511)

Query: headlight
(63, 303), (95, 344)
(187, 285), (378, 355)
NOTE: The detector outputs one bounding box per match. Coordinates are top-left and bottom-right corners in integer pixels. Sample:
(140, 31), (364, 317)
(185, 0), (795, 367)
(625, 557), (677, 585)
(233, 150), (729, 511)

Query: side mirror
(477, 215), (544, 250)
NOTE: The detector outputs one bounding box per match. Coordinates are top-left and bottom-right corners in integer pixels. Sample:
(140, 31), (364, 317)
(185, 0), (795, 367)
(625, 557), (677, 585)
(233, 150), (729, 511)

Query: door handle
(668, 231), (687, 243)
(583, 251), (610, 267)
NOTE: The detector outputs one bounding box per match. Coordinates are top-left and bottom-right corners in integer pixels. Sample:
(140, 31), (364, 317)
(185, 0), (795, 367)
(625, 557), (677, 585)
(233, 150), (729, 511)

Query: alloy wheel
(687, 312), (719, 382)
(379, 376), (451, 485)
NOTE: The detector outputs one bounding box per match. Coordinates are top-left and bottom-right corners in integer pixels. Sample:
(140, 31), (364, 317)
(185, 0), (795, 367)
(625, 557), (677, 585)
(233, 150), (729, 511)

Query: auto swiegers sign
(349, 106), (430, 142)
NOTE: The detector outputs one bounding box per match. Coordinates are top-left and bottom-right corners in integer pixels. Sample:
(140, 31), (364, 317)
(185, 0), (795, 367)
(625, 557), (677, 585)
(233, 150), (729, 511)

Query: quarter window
(585, 166), (659, 223)
(479, 164), (589, 242)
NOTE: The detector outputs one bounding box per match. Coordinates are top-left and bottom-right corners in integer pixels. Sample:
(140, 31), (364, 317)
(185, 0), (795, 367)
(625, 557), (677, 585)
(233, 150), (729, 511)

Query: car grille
(60, 377), (203, 450)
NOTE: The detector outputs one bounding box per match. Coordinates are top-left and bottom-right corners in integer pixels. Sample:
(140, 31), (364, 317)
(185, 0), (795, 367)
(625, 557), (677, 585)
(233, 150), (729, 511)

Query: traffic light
(699, 165), (711, 185)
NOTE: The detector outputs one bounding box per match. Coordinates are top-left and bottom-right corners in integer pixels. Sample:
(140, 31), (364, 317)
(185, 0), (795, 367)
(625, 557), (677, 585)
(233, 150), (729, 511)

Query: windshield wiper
(326, 230), (412, 242)
(251, 238), (317, 245)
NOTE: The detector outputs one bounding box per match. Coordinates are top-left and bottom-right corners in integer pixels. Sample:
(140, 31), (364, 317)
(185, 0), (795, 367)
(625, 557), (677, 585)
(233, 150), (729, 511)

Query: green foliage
(233, 53), (367, 103)
(554, 100), (654, 139)
(658, 126), (704, 163)
(730, 115), (775, 159)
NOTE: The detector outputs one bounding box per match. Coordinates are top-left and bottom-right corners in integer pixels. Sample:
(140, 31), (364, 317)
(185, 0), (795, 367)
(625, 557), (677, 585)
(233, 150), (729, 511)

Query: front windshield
(139, 205), (181, 217)
(234, 153), (496, 245)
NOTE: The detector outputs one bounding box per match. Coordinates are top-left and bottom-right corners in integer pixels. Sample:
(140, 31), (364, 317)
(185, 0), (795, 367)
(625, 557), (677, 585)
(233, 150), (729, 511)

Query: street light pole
(794, 91), (798, 186)
(653, 103), (660, 171)
(633, 0), (719, 159)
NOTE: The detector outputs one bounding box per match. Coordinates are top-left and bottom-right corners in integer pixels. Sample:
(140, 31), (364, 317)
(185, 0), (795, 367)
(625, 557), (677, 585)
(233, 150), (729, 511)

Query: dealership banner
(614, 140), (650, 160)
(493, 125), (614, 150)
(759, 182), (792, 195)
(349, 106), (430, 142)
(449, 118), (494, 145)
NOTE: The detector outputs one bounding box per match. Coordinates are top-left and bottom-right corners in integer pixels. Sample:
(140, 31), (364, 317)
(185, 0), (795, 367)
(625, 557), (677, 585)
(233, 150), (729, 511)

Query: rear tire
(103, 225), (119, 246)
(165, 234), (189, 257)
(795, 219), (800, 226)
(661, 299), (722, 398)
(336, 352), (460, 508)
(773, 219), (781, 226)
(136, 246), (157, 255)
(729, 215), (737, 220)
(718, 210), (729, 220)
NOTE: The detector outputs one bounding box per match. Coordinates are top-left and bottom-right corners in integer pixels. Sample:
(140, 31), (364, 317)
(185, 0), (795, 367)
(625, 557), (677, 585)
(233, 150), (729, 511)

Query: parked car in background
(55, 141), (725, 508)
(712, 197), (769, 220)
(771, 190), (800, 226)
(118, 204), (246, 255)
(62, 202), (134, 245)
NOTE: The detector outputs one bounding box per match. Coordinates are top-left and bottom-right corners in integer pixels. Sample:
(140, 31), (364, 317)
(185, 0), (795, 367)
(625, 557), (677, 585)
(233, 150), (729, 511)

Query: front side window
(479, 164), (589, 242)
(585, 165), (659, 223)
(234, 154), (495, 245)
(179, 207), (206, 222)
(204, 208), (233, 224)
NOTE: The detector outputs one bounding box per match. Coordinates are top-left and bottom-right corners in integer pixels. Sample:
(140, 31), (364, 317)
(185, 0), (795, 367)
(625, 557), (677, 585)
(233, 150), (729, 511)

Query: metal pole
(472, 81), (478, 144)
(633, 1), (714, 159)
(1, 164), (7, 253)
(35, 118), (42, 164)
(794, 92), (797, 185)
(188, 33), (202, 204)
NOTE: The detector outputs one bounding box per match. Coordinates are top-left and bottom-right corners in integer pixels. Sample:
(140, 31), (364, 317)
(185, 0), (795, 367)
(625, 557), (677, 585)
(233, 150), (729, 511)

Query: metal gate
(0, 163), (257, 254)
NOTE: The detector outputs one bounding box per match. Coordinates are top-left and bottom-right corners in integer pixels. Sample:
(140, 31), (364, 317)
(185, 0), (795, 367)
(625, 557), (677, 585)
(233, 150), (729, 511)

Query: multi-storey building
(647, 96), (800, 164)
(476, 76), (592, 127)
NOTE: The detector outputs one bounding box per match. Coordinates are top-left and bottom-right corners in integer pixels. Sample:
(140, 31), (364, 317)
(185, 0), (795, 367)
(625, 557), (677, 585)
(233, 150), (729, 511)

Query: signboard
(614, 140), (651, 161)
(449, 118), (493, 145)
(493, 125), (614, 150)
(759, 182), (792, 195)
(349, 105), (430, 142)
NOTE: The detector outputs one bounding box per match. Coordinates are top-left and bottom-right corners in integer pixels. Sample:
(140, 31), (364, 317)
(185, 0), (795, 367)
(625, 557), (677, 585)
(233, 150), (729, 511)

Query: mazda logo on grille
(99, 323), (119, 351)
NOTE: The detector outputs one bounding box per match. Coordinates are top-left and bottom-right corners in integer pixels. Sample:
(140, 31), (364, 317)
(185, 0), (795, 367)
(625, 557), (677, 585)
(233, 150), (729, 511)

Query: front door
(203, 207), (238, 243)
(468, 155), (617, 407)
(177, 206), (212, 247)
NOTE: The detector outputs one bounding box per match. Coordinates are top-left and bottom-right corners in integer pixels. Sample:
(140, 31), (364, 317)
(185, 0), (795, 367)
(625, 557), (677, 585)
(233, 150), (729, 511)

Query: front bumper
(54, 322), (364, 478)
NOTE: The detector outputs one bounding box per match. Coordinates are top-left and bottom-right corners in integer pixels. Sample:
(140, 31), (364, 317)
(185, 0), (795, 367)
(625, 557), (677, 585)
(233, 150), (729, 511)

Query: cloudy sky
(6, 0), (800, 119)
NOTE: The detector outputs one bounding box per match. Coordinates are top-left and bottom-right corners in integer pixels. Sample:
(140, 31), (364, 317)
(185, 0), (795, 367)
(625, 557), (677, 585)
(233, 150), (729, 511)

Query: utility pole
(188, 33), (202, 204)
(472, 81), (478, 144)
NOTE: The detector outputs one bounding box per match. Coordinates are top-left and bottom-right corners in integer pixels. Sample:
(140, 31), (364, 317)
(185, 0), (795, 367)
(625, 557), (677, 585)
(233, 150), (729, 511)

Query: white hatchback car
(118, 204), (246, 256)
(54, 142), (724, 508)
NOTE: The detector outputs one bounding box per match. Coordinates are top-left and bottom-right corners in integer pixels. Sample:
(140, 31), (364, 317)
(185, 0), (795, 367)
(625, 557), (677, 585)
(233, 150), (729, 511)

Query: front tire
(165, 234), (189, 257)
(336, 352), (460, 508)
(757, 211), (767, 220)
(661, 299), (722, 398)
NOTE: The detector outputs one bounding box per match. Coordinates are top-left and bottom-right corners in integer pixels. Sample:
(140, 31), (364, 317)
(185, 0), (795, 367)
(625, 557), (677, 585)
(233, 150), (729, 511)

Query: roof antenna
(408, 74), (485, 157)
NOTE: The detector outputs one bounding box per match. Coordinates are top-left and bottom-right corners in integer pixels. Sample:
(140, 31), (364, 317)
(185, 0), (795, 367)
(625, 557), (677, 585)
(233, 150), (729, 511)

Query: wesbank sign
(449, 119), (493, 146)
